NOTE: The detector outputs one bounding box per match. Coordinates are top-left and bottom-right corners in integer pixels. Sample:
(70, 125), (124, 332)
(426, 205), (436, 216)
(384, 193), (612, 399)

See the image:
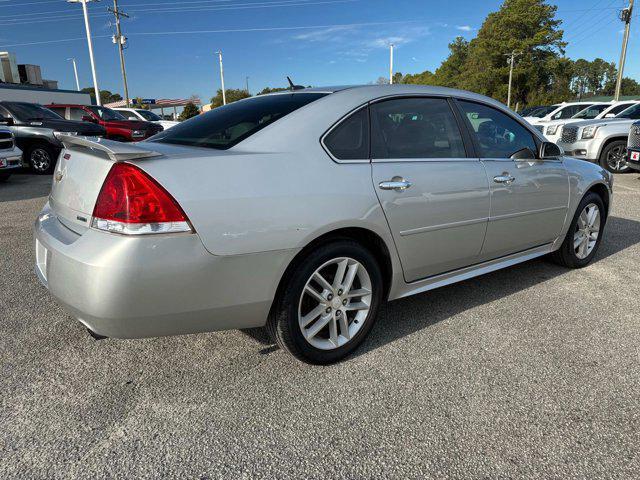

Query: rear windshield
(527, 105), (557, 118)
(2, 102), (62, 122)
(87, 106), (126, 121)
(150, 92), (328, 149)
(136, 109), (162, 121)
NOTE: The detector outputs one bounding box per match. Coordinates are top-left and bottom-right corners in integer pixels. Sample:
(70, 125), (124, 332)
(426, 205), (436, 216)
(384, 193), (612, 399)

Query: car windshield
(136, 109), (162, 121)
(528, 105), (556, 117)
(151, 92), (328, 149)
(572, 104), (609, 119)
(3, 102), (62, 122)
(87, 106), (126, 121)
(616, 103), (640, 119)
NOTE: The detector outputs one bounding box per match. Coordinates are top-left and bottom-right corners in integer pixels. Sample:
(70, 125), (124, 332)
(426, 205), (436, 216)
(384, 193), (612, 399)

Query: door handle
(493, 174), (515, 185)
(378, 178), (412, 191)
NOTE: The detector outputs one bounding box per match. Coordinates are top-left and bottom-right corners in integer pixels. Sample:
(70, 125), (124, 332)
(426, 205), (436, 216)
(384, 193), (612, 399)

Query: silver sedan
(35, 85), (613, 364)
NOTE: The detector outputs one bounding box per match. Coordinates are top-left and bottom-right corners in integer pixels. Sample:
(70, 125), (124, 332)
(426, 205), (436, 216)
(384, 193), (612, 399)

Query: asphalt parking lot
(1, 171), (639, 479)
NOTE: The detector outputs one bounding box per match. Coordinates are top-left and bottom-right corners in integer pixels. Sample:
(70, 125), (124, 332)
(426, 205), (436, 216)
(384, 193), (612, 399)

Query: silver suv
(0, 128), (22, 182)
(626, 121), (640, 172)
(556, 103), (640, 173)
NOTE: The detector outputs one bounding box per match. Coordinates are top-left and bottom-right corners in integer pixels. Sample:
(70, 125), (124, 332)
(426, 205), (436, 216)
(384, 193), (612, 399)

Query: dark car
(0, 101), (106, 174)
(46, 104), (163, 142)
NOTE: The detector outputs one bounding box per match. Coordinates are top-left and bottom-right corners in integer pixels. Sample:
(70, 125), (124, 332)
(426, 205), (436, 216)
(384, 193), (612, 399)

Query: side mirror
(127, 115), (137, 120)
(81, 115), (97, 123)
(604, 113), (615, 118)
(539, 141), (563, 159)
(510, 147), (537, 160)
(0, 116), (14, 126)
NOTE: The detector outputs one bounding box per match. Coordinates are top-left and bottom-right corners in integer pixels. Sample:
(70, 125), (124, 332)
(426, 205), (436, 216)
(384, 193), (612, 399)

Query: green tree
(210, 88), (251, 108)
(178, 102), (200, 121)
(257, 86), (288, 95)
(81, 88), (122, 105)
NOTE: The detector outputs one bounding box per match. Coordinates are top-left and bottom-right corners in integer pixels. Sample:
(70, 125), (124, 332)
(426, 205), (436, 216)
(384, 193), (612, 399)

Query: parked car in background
(46, 104), (163, 142)
(35, 85), (612, 364)
(114, 107), (179, 130)
(523, 102), (596, 126)
(0, 128), (22, 182)
(557, 102), (640, 173)
(0, 101), (106, 174)
(542, 101), (639, 143)
(626, 121), (640, 172)
(519, 105), (547, 117)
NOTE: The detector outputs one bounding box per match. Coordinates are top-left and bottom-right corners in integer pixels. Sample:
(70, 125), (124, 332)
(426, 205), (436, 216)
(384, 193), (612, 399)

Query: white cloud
(456, 25), (474, 32)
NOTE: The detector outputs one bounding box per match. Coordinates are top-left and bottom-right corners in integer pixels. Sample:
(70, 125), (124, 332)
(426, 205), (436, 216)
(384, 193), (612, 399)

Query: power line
(0, 20), (415, 48)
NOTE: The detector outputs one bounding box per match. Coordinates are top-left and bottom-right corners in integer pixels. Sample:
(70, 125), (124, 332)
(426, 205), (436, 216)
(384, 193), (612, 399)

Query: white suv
(523, 102), (597, 126)
(543, 101), (639, 143)
(0, 128), (22, 182)
(114, 108), (180, 130)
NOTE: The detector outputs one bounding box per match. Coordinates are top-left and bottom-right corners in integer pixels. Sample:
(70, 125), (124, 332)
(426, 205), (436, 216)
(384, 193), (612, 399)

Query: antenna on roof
(287, 76), (305, 91)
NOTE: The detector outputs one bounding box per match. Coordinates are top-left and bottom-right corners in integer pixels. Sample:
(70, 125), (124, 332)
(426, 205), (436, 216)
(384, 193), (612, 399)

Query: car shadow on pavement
(351, 215), (640, 359)
(0, 171), (51, 203)
(241, 216), (640, 359)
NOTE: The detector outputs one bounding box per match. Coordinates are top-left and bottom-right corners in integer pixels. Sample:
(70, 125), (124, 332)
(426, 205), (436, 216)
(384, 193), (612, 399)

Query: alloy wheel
(31, 148), (51, 173)
(298, 257), (372, 350)
(573, 203), (600, 260)
(606, 145), (628, 173)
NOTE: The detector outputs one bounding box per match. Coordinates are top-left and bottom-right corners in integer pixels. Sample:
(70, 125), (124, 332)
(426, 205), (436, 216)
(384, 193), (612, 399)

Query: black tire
(27, 143), (58, 174)
(599, 140), (629, 173)
(0, 173), (10, 182)
(551, 192), (606, 268)
(267, 240), (383, 364)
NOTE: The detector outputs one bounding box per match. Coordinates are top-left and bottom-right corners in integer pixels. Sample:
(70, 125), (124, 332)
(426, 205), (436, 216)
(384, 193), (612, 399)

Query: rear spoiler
(53, 132), (162, 162)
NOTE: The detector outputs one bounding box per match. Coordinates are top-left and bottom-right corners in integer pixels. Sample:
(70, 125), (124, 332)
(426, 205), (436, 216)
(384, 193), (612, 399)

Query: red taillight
(92, 163), (192, 235)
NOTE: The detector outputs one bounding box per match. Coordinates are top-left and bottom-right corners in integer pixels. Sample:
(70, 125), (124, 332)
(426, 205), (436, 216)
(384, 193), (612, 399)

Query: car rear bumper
(34, 203), (293, 338)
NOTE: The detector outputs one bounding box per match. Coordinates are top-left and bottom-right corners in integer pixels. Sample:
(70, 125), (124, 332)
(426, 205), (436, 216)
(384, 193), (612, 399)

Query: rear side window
(370, 97), (466, 159)
(151, 93), (328, 150)
(323, 107), (369, 160)
(48, 106), (66, 118)
(69, 107), (87, 121)
(458, 100), (537, 159)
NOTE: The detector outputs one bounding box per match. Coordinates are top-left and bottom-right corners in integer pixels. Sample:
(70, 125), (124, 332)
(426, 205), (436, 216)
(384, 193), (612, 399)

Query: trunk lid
(49, 135), (163, 233)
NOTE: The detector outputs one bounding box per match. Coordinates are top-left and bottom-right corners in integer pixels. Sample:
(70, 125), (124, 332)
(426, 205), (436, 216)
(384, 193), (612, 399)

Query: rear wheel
(27, 144), (57, 174)
(267, 241), (383, 364)
(599, 140), (629, 173)
(551, 192), (605, 268)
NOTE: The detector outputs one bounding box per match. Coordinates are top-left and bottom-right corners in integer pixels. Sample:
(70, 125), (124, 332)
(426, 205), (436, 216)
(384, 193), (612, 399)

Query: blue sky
(0, 0), (637, 103)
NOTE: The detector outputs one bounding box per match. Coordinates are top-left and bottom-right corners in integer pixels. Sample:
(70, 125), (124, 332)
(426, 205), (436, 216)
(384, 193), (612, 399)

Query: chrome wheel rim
(298, 257), (372, 350)
(31, 148), (51, 172)
(606, 145), (628, 172)
(574, 203), (601, 260)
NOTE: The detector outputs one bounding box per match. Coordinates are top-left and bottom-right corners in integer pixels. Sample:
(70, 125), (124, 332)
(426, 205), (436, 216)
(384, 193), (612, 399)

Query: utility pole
(504, 50), (522, 109)
(67, 58), (80, 91)
(389, 43), (394, 84)
(246, 76), (250, 94)
(615, 0), (634, 101)
(216, 50), (226, 105)
(108, 0), (131, 107)
(68, 0), (101, 105)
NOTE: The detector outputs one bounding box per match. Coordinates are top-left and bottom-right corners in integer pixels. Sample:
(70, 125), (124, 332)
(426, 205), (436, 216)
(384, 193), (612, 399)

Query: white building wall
(0, 85), (92, 105)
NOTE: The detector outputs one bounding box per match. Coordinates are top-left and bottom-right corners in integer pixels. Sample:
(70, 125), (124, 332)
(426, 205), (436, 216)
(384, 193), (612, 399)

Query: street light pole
(389, 43), (394, 84)
(67, 58), (80, 91)
(216, 50), (226, 105)
(108, 0), (131, 107)
(615, 0), (634, 101)
(68, 0), (101, 105)
(504, 50), (522, 109)
(246, 76), (250, 94)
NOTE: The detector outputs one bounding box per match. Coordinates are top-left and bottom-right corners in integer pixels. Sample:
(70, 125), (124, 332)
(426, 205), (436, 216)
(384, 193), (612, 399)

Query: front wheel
(267, 241), (383, 364)
(599, 140), (629, 173)
(27, 144), (58, 174)
(551, 192), (606, 268)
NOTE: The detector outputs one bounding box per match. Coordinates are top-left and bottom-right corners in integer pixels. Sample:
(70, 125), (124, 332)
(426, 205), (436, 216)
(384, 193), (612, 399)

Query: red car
(46, 104), (163, 142)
